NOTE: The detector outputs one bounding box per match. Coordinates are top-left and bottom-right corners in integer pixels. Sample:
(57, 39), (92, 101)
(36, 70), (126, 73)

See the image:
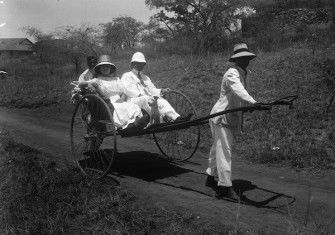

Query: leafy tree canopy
(101, 16), (144, 50)
(145, 0), (253, 52)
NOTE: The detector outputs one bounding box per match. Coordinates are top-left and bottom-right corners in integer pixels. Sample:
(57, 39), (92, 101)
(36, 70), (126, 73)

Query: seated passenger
(121, 52), (189, 123)
(78, 56), (98, 82)
(78, 55), (143, 129)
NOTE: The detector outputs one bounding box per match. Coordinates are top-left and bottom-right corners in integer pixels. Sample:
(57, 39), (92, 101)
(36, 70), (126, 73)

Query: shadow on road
(232, 179), (296, 211)
(83, 149), (296, 212)
(111, 151), (192, 181)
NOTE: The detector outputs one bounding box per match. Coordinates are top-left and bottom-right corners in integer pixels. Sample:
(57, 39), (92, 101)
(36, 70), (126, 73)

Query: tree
(101, 16), (144, 51)
(21, 26), (55, 64)
(22, 24), (102, 75)
(55, 24), (101, 55)
(141, 18), (171, 44)
(55, 24), (101, 75)
(145, 0), (251, 52)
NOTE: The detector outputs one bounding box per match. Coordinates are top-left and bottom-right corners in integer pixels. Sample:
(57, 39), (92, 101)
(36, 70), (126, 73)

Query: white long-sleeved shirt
(211, 66), (256, 129)
(120, 69), (161, 98)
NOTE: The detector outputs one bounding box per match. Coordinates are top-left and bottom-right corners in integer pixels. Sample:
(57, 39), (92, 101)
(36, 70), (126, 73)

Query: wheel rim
(153, 90), (200, 162)
(70, 94), (116, 179)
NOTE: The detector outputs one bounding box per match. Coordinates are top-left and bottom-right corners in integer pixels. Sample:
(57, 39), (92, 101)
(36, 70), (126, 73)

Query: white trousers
(129, 95), (179, 121)
(206, 120), (233, 187)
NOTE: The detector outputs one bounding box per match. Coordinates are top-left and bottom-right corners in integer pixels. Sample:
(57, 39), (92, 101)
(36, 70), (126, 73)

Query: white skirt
(112, 101), (142, 129)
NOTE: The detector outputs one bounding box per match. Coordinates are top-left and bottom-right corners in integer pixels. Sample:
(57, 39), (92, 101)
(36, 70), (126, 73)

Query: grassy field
(0, 131), (259, 234)
(0, 43), (335, 170)
(1, 131), (334, 234)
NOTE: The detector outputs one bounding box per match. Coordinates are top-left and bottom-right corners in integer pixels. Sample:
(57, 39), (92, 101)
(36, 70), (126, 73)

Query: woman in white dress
(78, 55), (143, 129)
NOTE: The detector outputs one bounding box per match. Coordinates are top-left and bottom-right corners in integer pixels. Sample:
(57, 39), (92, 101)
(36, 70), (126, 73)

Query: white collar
(132, 68), (139, 75)
(132, 68), (146, 78)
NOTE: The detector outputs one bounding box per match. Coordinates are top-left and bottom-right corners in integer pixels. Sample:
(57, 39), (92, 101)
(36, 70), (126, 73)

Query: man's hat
(229, 43), (256, 62)
(131, 52), (146, 63)
(94, 55), (116, 74)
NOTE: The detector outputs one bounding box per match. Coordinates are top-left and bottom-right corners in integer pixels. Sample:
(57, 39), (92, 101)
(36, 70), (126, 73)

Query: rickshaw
(70, 86), (297, 179)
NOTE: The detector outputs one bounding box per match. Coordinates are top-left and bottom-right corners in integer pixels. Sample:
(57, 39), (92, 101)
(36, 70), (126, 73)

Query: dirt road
(1, 106), (334, 233)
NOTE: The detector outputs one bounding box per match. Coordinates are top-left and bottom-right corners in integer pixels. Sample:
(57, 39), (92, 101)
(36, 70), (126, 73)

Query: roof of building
(0, 38), (34, 51)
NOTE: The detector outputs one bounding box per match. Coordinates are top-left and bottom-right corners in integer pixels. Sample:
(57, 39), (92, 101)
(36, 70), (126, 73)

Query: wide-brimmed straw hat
(131, 52), (146, 63)
(229, 43), (256, 62)
(94, 55), (116, 74)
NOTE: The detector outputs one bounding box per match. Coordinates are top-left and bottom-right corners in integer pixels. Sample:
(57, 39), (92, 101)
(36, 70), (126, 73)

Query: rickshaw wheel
(153, 90), (200, 162)
(70, 94), (117, 179)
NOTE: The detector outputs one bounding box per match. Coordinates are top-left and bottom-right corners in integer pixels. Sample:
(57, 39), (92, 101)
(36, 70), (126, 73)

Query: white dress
(87, 77), (142, 129)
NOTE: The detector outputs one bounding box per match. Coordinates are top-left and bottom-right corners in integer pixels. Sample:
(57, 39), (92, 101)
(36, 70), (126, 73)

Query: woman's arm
(78, 80), (90, 89)
(78, 79), (101, 95)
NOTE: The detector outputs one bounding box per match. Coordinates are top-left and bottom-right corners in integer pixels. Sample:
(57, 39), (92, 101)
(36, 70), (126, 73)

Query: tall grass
(0, 57), (75, 108)
(0, 132), (243, 234)
(237, 46), (335, 170)
(146, 45), (335, 170)
(1, 131), (334, 234)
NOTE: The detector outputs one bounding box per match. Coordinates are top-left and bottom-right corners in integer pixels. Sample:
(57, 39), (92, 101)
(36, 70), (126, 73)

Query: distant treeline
(257, 0), (334, 10)
(12, 0), (334, 70)
(243, 1), (334, 50)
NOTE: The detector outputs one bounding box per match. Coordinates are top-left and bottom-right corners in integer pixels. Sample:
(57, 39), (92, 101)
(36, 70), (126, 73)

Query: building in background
(0, 38), (34, 57)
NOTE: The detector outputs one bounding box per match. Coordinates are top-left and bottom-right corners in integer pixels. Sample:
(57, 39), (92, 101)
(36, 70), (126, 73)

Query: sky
(0, 0), (156, 39)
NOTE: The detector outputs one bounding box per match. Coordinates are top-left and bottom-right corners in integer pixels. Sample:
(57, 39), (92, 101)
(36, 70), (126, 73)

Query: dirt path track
(1, 107), (334, 233)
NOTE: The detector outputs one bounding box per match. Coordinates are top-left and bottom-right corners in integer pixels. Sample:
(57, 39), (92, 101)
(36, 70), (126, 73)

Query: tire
(153, 90), (200, 162)
(70, 94), (117, 179)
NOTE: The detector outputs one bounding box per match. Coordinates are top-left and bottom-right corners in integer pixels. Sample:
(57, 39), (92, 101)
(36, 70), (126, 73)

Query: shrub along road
(0, 106), (334, 233)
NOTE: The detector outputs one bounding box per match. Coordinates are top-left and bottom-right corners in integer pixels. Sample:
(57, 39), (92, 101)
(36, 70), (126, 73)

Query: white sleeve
(85, 78), (100, 91)
(86, 78), (97, 85)
(145, 76), (161, 96)
(78, 69), (90, 82)
(115, 78), (127, 94)
(100, 79), (124, 95)
(226, 69), (256, 104)
(109, 94), (121, 103)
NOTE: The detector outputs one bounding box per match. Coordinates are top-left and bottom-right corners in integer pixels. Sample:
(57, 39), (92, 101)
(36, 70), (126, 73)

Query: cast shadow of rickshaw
(79, 149), (192, 182)
(108, 152), (296, 212)
(228, 179), (296, 213)
(80, 150), (295, 212)
(111, 151), (193, 181)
